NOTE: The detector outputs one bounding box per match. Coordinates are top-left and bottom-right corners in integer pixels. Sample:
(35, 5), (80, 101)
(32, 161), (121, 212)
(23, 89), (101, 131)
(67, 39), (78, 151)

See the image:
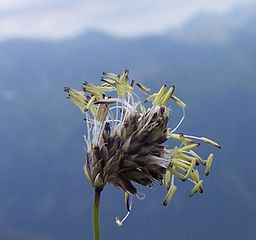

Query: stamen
(115, 193), (133, 227)
(181, 135), (221, 148)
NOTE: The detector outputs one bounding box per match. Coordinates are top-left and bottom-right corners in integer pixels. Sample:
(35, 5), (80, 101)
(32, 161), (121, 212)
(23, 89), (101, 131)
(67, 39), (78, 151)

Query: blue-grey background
(0, 1), (256, 239)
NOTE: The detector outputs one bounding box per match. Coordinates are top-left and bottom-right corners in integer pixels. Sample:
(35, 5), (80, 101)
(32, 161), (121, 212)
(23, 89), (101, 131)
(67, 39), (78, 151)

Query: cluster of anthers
(64, 69), (220, 226)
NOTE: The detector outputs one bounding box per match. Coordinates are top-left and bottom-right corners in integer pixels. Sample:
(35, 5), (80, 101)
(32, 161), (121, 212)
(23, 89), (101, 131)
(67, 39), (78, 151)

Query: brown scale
(86, 105), (170, 194)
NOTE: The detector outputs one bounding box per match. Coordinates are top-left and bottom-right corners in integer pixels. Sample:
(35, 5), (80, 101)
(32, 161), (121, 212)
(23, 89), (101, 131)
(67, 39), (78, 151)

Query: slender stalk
(93, 188), (102, 240)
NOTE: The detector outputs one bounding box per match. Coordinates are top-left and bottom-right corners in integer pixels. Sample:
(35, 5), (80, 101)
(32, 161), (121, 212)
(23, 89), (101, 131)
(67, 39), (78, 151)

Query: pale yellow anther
(136, 82), (151, 95)
(200, 137), (221, 149)
(189, 150), (206, 165)
(94, 98), (118, 104)
(175, 166), (187, 173)
(163, 184), (177, 206)
(145, 93), (157, 103)
(84, 82), (109, 100)
(154, 85), (166, 105)
(174, 153), (196, 163)
(189, 180), (203, 197)
(96, 104), (109, 122)
(168, 166), (186, 181)
(87, 96), (97, 116)
(101, 78), (116, 86)
(205, 153), (214, 176)
(171, 95), (186, 108)
(172, 159), (190, 170)
(185, 159), (196, 179)
(103, 72), (119, 79)
(190, 170), (200, 183)
(65, 88), (87, 112)
(164, 170), (171, 190)
(161, 86), (175, 105)
(180, 134), (188, 145)
(178, 143), (200, 152)
(97, 85), (113, 92)
(116, 81), (133, 99)
(102, 70), (133, 99)
(168, 133), (194, 143)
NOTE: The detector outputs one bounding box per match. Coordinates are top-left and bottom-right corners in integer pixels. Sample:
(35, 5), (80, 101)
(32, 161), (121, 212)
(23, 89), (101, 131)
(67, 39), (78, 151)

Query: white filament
(171, 108), (185, 133)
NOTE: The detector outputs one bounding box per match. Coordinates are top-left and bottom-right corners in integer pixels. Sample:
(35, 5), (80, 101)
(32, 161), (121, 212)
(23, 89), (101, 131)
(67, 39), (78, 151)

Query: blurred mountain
(169, 2), (256, 44)
(0, 4), (255, 240)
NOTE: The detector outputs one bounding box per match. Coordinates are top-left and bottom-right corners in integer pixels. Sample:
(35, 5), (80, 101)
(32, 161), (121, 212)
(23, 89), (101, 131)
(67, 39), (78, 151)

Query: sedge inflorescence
(64, 69), (220, 226)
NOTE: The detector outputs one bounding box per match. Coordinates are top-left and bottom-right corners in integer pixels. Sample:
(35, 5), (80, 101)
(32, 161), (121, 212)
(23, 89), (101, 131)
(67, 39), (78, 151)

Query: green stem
(93, 188), (102, 240)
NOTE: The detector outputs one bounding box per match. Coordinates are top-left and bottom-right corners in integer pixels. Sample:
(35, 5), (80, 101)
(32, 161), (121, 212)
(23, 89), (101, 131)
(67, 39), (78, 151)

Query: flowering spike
(64, 69), (220, 234)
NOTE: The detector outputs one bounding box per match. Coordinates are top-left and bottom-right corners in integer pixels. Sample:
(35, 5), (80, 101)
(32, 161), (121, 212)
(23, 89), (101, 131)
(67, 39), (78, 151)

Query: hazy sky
(0, 0), (254, 40)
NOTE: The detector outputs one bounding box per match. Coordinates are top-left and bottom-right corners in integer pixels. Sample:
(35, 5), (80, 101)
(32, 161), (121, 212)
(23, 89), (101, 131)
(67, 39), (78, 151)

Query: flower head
(64, 70), (220, 225)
